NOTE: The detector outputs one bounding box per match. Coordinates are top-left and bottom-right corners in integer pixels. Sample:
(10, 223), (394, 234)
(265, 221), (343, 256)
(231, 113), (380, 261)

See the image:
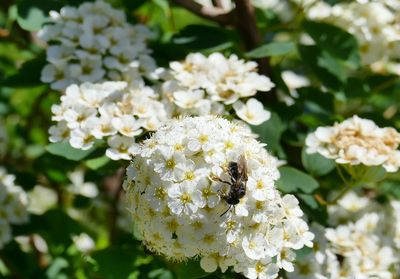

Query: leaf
(303, 20), (360, 68)
(148, 268), (174, 279)
(298, 45), (343, 90)
(176, 260), (209, 279)
(85, 156), (110, 170)
(172, 25), (234, 51)
(45, 258), (69, 279)
(46, 142), (95, 161)
(16, 6), (48, 31)
(380, 180), (400, 199)
(317, 51), (347, 82)
(297, 194), (319, 209)
(14, 209), (89, 245)
(245, 41), (295, 58)
(250, 112), (286, 157)
(344, 77), (371, 99)
(92, 247), (137, 279)
(276, 166), (319, 194)
(360, 166), (386, 183)
(1, 56), (46, 87)
(301, 148), (335, 176)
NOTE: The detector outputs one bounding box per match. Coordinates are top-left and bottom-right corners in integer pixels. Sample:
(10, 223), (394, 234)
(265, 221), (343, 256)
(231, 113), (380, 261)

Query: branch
(233, 0), (272, 77)
(171, 0), (233, 25)
(104, 167), (126, 243)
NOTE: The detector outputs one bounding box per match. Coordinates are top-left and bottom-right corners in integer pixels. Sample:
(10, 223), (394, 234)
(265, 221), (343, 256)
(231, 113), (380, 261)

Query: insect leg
(220, 205), (232, 217)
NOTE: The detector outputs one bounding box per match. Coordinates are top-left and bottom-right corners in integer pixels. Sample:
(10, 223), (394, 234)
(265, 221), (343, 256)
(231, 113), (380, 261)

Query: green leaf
(250, 112), (286, 157)
(92, 247), (137, 279)
(360, 166), (386, 183)
(1, 56), (46, 87)
(298, 45), (343, 90)
(276, 166), (319, 193)
(46, 142), (95, 161)
(317, 51), (347, 82)
(148, 268), (174, 279)
(176, 260), (209, 279)
(344, 77), (371, 99)
(303, 20), (360, 68)
(245, 41), (295, 58)
(172, 25), (234, 51)
(45, 258), (69, 279)
(301, 148), (335, 176)
(380, 180), (400, 199)
(297, 194), (319, 209)
(85, 156), (110, 170)
(16, 6), (47, 31)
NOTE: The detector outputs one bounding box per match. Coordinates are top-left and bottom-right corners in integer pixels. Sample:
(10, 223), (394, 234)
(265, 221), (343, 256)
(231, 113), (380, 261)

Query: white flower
(72, 233), (95, 252)
(28, 185), (57, 214)
(39, 0), (156, 90)
(49, 81), (169, 160)
(242, 234), (269, 260)
(305, 1), (400, 67)
(291, 190), (400, 278)
(67, 169), (99, 198)
(0, 168), (29, 249)
(162, 52), (274, 118)
(106, 135), (137, 160)
(305, 115), (400, 172)
(233, 98), (271, 125)
(124, 116), (311, 278)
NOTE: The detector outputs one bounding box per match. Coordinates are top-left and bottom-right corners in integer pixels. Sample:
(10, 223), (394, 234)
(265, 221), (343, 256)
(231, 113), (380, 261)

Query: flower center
(166, 159), (176, 169)
(180, 193), (192, 204)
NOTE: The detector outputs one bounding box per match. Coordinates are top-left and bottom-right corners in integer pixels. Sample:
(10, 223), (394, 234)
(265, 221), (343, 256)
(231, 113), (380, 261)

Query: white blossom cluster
(161, 53), (274, 125)
(0, 168), (29, 249)
(288, 191), (400, 279)
(39, 0), (156, 91)
(307, 0), (400, 66)
(49, 81), (168, 160)
(305, 115), (400, 172)
(124, 116), (313, 279)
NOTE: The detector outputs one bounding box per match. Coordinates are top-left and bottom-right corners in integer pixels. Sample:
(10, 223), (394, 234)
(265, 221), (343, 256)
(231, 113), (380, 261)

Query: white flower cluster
(49, 81), (168, 160)
(307, 0), (400, 65)
(305, 115), (400, 172)
(124, 116), (313, 279)
(0, 168), (29, 249)
(161, 53), (274, 125)
(39, 0), (156, 91)
(289, 191), (400, 279)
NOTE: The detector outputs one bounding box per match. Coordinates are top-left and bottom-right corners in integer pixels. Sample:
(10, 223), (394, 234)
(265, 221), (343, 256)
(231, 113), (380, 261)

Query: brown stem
(233, 0), (272, 77)
(104, 167), (126, 243)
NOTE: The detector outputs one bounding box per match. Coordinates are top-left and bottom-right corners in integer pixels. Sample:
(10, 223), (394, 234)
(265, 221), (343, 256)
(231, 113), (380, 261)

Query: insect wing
(237, 155), (248, 182)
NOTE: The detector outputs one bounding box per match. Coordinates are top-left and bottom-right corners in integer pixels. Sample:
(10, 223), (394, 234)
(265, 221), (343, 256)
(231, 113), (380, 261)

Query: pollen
(166, 158), (176, 169)
(184, 171), (195, 180)
(255, 262), (265, 273)
(224, 140), (234, 150)
(202, 234), (215, 244)
(198, 134), (208, 143)
(174, 144), (184, 151)
(155, 187), (166, 200)
(180, 193), (192, 204)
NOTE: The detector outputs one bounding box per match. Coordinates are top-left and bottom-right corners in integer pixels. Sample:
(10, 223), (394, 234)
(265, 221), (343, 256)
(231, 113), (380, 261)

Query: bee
(214, 155), (248, 216)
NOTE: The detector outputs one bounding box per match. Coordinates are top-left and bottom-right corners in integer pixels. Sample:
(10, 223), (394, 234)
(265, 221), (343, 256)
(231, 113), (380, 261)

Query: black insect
(215, 155), (248, 216)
